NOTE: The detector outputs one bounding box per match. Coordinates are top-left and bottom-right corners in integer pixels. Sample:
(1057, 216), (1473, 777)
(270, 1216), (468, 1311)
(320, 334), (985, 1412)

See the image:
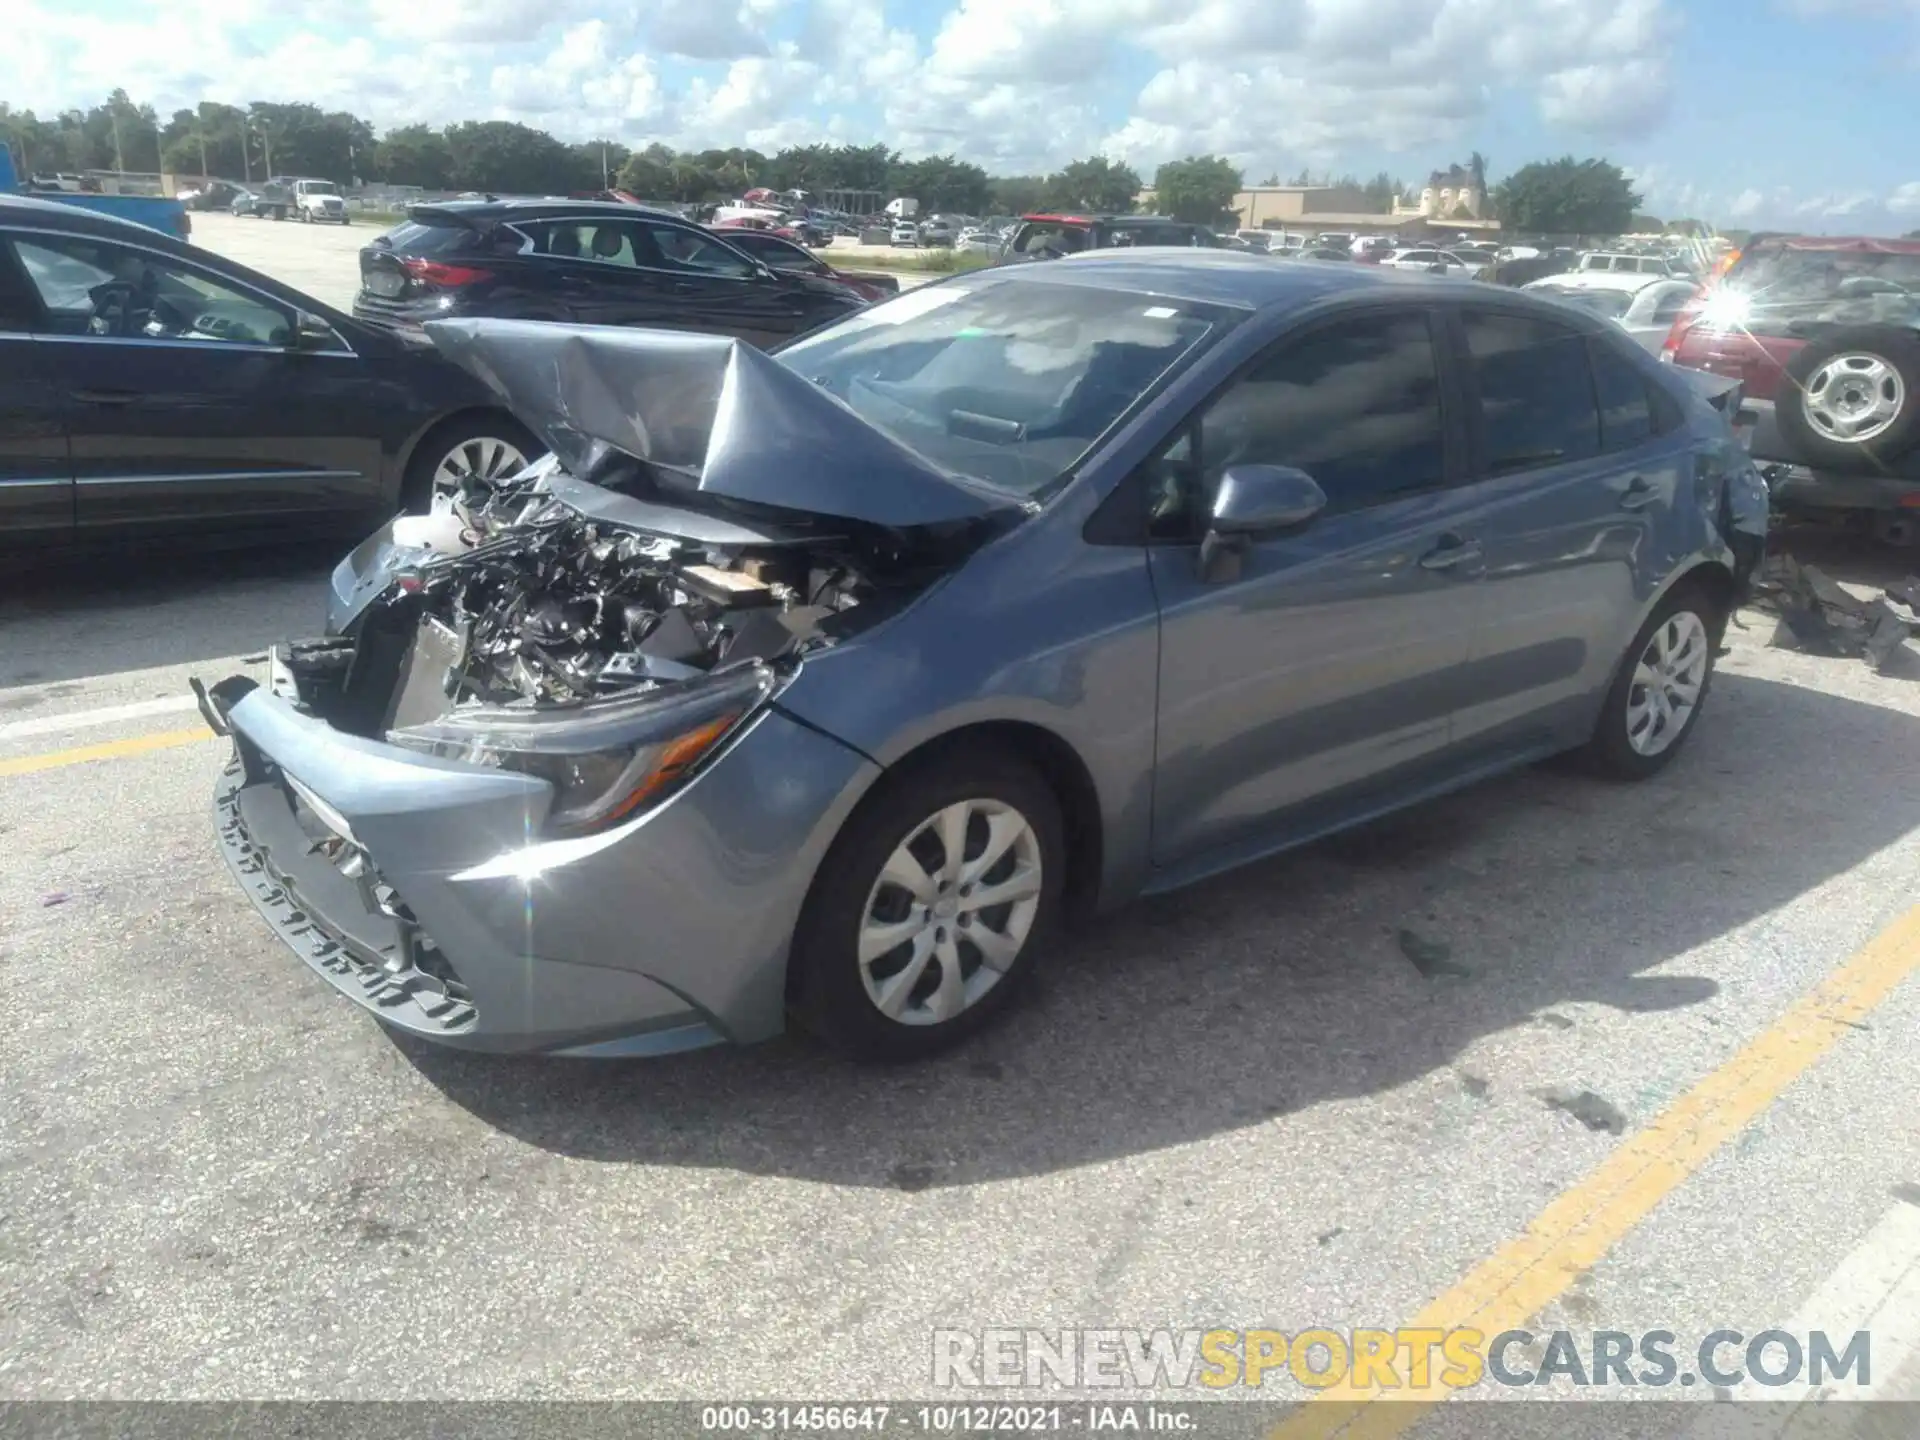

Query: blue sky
(8, 0), (1920, 232)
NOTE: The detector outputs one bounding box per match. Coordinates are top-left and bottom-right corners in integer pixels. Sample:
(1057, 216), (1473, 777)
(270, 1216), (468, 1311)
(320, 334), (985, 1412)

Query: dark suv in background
(999, 214), (1217, 263)
(1663, 235), (1920, 541)
(354, 200), (866, 348)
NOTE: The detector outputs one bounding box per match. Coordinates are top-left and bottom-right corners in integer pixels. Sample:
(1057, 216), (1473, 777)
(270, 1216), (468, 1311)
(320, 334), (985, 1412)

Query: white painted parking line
(1685, 1201), (1920, 1436)
(0, 693), (200, 742)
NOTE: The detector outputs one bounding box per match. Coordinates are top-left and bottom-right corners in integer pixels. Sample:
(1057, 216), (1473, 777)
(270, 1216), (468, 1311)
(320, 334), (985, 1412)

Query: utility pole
(110, 106), (124, 173)
(602, 142), (609, 188)
(241, 117), (251, 182)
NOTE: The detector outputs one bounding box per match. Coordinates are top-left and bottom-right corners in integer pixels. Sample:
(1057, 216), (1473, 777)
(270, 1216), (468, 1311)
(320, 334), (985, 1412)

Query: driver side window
(10, 234), (292, 346)
(1145, 309), (1447, 540)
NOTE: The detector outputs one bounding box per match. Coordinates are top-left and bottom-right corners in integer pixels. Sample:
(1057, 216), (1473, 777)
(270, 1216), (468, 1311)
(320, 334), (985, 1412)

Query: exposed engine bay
(282, 466), (965, 740)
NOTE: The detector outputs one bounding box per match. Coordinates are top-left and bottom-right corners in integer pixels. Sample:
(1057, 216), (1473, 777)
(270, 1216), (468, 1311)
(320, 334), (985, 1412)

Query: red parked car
(1662, 235), (1920, 539)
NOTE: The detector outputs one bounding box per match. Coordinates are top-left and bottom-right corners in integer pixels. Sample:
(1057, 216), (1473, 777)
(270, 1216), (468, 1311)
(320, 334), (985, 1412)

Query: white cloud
(886, 0), (1682, 176)
(1793, 191), (1878, 217)
(10, 0), (1903, 233)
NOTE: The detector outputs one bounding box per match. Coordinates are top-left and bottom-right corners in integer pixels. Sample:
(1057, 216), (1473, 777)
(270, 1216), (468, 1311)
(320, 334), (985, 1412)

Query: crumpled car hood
(423, 318), (1019, 529)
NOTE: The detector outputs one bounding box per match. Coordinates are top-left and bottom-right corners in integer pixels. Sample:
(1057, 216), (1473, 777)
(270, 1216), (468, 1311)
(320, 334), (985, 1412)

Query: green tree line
(4, 91), (1655, 235)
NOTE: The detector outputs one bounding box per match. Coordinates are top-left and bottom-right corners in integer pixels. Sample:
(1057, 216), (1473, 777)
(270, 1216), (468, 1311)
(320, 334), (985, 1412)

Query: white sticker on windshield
(1142, 306), (1179, 318)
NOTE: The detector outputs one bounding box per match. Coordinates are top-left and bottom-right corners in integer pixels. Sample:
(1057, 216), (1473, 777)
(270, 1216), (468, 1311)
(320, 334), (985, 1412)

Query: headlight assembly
(386, 663), (775, 832)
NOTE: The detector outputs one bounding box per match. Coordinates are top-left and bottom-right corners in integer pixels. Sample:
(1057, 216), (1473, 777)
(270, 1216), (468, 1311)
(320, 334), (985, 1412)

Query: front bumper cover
(206, 676), (879, 1055)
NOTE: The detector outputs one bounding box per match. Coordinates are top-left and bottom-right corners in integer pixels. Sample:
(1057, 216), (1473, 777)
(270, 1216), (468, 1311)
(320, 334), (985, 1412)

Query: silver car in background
(1525, 272), (1702, 354)
(198, 253), (1766, 1062)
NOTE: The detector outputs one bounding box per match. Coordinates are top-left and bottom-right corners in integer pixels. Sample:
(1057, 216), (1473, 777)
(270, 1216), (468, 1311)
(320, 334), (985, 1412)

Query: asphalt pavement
(2, 223), (1919, 1433)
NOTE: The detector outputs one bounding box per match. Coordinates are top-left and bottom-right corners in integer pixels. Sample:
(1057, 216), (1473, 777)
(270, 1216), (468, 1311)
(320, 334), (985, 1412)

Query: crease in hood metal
(423, 317), (1021, 529)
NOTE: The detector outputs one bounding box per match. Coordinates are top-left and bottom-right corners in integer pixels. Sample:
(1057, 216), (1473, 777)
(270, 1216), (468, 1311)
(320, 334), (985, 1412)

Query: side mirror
(292, 311), (339, 351)
(1199, 464), (1328, 582)
(1427, 262), (1449, 275)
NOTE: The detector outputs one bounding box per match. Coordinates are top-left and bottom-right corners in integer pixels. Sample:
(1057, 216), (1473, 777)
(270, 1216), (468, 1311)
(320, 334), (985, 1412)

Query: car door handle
(72, 388), (139, 406)
(1618, 477), (1657, 510)
(1418, 535), (1483, 571)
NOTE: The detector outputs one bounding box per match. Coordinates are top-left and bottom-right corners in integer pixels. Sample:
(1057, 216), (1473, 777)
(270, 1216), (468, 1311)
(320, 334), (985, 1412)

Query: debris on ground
(1748, 554), (1918, 672)
(1397, 927), (1473, 978)
(40, 891), (70, 908)
(1536, 1087), (1628, 1135)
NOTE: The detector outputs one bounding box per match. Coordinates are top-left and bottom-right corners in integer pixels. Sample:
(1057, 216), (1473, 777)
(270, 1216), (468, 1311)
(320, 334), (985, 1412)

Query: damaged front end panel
(282, 460), (970, 832)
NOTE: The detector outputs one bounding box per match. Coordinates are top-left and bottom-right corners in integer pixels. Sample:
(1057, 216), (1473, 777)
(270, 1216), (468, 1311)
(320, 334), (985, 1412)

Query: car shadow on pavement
(0, 542), (341, 688)
(399, 669), (1920, 1188)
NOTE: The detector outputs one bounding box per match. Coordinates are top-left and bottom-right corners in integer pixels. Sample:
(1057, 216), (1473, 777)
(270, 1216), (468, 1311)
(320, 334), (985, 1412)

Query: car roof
(1526, 270), (1668, 292)
(410, 198), (690, 224)
(1020, 213), (1190, 226)
(979, 247), (1531, 312)
(0, 193), (193, 247)
(1742, 234), (1920, 255)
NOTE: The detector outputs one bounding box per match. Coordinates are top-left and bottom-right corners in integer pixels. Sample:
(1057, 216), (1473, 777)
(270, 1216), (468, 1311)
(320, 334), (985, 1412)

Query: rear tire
(789, 747), (1064, 1062)
(1579, 584), (1722, 781)
(1776, 326), (1920, 468)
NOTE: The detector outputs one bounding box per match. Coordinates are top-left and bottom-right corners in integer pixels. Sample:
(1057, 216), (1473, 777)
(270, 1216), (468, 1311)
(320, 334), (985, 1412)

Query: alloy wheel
(1803, 352), (1906, 444)
(857, 799), (1043, 1027)
(1626, 610), (1709, 757)
(430, 436), (529, 502)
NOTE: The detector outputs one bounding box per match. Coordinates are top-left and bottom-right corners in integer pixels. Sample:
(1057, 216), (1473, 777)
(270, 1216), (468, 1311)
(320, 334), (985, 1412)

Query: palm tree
(249, 106), (288, 178)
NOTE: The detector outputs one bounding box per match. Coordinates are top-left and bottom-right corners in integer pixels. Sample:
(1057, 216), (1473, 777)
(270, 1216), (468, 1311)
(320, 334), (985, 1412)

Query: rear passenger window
(1589, 338), (1655, 451)
(1462, 311), (1600, 473)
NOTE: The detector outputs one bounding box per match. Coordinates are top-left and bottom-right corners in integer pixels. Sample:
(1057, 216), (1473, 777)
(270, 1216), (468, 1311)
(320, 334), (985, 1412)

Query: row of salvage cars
(3, 194), (1774, 1062)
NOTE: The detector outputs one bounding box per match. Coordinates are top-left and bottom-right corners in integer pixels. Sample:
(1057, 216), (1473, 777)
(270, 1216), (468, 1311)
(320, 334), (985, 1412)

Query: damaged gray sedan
(199, 253), (1767, 1060)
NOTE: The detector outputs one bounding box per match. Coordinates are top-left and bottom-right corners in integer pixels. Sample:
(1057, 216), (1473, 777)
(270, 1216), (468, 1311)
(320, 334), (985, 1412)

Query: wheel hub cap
(1804, 353), (1905, 443)
(857, 798), (1043, 1027)
(431, 436), (529, 501)
(1625, 610), (1709, 757)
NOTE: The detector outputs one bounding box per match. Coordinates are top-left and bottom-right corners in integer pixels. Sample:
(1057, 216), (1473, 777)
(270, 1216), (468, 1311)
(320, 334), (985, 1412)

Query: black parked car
(0, 196), (538, 552)
(353, 200), (865, 347)
(999, 214), (1218, 263)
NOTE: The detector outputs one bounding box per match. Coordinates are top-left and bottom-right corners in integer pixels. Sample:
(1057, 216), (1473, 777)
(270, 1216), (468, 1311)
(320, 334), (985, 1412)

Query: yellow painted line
(0, 725), (215, 777)
(1271, 902), (1920, 1440)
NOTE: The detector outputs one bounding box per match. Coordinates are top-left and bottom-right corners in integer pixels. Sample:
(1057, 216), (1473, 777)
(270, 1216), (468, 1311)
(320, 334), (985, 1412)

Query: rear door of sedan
(0, 241), (71, 547)
(1441, 304), (1691, 757)
(1142, 304), (1493, 875)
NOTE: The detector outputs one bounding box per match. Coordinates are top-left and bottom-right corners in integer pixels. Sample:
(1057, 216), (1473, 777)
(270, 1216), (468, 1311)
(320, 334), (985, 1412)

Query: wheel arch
(1649, 557), (1739, 643)
(788, 716), (1107, 1004)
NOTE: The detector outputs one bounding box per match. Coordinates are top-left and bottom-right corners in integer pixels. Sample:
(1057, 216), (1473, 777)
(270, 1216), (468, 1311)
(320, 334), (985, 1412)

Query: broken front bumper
(205, 677), (878, 1055)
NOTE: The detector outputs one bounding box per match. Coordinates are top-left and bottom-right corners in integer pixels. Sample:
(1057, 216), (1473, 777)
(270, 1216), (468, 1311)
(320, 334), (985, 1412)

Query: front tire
(790, 748), (1064, 1061)
(402, 414), (539, 513)
(1580, 585), (1721, 780)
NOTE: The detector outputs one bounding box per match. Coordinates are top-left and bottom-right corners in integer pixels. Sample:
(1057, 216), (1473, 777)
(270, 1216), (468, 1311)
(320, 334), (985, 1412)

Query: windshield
(1722, 245), (1920, 334)
(303, 181), (341, 196)
(775, 278), (1224, 495)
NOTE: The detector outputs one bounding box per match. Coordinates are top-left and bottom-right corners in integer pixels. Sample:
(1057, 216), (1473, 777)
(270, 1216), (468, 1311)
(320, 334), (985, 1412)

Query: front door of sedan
(1144, 307), (1489, 875)
(6, 229), (385, 540)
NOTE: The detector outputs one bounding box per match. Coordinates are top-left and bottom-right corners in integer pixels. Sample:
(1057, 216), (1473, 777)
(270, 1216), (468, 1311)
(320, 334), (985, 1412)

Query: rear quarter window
(1462, 310), (1602, 473)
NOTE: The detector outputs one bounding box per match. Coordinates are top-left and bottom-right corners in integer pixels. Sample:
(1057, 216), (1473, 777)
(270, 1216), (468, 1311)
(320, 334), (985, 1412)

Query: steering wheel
(87, 280), (142, 337)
